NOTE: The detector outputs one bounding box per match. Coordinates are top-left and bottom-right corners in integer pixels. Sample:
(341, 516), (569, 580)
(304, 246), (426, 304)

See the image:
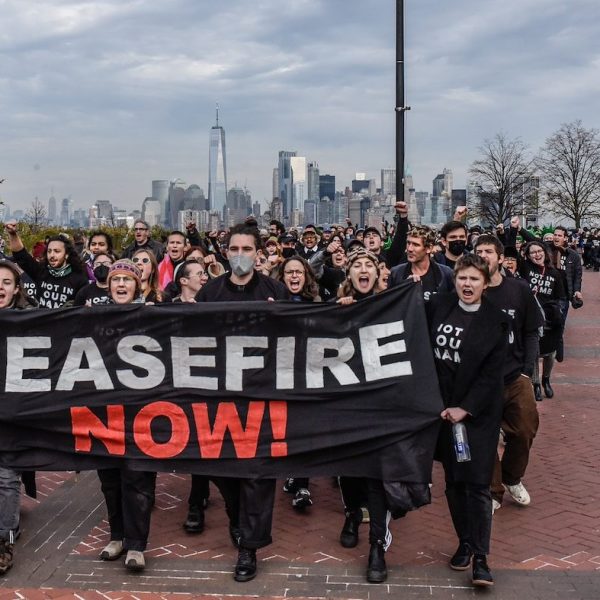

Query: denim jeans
(0, 467), (21, 542)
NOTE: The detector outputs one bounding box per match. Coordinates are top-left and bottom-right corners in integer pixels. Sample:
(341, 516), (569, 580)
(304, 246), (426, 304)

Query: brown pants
(491, 376), (539, 503)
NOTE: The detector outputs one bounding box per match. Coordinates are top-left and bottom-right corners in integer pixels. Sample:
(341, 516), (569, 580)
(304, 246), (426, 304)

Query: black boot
(366, 541), (387, 583)
(533, 383), (543, 402)
(183, 504), (205, 534)
(339, 510), (362, 548)
(449, 541), (473, 570)
(472, 554), (494, 587)
(234, 547), (257, 582)
(542, 377), (554, 398)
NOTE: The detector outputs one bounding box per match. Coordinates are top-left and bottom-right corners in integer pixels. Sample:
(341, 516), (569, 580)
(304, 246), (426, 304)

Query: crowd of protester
(0, 204), (587, 586)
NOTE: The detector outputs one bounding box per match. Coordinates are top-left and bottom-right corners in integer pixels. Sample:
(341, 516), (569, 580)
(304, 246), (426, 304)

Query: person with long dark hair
(519, 241), (566, 400)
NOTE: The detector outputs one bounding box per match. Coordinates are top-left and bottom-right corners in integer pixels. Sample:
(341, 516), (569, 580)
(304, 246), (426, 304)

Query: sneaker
(282, 478), (296, 493)
(504, 482), (531, 506)
(99, 540), (124, 561)
(492, 499), (502, 515)
(292, 488), (313, 510)
(0, 539), (14, 575)
(449, 541), (473, 570)
(125, 550), (145, 571)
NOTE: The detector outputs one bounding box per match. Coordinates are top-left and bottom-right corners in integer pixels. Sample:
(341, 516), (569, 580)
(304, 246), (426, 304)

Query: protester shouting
(96, 259), (156, 571)
(5, 221), (88, 308)
(74, 252), (114, 306)
(427, 254), (509, 587)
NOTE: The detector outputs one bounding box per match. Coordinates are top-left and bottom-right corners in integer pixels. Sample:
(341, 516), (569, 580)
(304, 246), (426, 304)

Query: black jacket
(427, 294), (509, 485)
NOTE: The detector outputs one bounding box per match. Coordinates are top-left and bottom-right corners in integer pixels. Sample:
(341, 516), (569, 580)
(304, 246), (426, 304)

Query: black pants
(97, 469), (156, 552)
(188, 474), (210, 506)
(367, 479), (394, 548)
(212, 477), (275, 549)
(445, 481), (492, 555)
(339, 476), (367, 512)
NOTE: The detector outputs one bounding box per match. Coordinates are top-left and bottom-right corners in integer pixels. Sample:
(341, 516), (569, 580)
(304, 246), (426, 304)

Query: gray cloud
(1, 0), (599, 213)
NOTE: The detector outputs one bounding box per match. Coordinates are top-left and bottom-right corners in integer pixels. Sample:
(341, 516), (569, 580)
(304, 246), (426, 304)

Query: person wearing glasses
(121, 219), (164, 262)
(276, 256), (321, 510)
(131, 249), (163, 303)
(97, 260), (156, 571)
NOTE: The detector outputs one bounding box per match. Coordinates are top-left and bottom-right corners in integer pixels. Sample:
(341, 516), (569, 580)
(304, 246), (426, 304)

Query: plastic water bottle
(452, 422), (471, 462)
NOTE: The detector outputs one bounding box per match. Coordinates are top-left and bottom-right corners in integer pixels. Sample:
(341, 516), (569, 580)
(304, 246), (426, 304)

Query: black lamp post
(396, 0), (410, 203)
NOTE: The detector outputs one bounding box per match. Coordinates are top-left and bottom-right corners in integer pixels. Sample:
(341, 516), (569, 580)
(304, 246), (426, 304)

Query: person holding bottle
(427, 254), (509, 587)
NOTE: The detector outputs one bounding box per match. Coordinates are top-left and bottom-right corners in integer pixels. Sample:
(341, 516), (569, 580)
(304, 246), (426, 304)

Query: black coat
(428, 294), (509, 485)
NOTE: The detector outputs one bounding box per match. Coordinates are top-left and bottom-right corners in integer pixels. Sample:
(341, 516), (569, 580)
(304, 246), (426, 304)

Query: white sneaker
(125, 550), (145, 571)
(99, 540), (124, 560)
(492, 499), (501, 515)
(504, 482), (531, 506)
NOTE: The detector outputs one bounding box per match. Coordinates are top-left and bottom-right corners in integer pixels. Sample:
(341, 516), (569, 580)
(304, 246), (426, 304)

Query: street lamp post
(396, 0), (410, 205)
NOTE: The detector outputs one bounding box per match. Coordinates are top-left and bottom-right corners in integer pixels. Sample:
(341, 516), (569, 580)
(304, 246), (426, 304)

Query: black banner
(0, 283), (443, 481)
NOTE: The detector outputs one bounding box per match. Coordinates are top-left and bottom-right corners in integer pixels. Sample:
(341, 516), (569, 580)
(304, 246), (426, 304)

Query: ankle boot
(533, 383), (543, 402)
(542, 377), (554, 398)
(472, 554), (493, 587)
(366, 541), (387, 583)
(339, 510), (362, 548)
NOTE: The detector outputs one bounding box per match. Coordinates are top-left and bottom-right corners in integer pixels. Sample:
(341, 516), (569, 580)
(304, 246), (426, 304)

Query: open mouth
(357, 275), (372, 291)
(288, 279), (301, 292)
(462, 288), (473, 299)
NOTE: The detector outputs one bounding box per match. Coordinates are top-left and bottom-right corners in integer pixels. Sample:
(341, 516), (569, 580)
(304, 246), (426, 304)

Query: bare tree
(25, 197), (48, 232)
(537, 120), (600, 228)
(468, 133), (535, 225)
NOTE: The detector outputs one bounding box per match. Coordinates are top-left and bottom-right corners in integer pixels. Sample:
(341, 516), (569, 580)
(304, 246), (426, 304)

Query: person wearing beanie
(107, 259), (143, 304)
(97, 257), (156, 571)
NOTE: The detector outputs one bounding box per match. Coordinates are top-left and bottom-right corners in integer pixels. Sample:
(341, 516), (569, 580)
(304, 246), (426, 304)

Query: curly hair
(45, 235), (85, 273)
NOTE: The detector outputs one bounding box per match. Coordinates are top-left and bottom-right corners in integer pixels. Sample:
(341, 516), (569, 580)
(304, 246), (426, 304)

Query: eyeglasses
(284, 269), (304, 276)
(94, 261), (113, 267)
(132, 257), (150, 264)
(186, 271), (205, 278)
(134, 227), (148, 232)
(111, 276), (135, 284)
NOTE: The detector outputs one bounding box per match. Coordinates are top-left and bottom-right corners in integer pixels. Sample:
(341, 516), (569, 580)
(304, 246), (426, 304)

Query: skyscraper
(319, 175), (335, 201)
(381, 169), (396, 197)
(278, 151), (306, 220)
(208, 105), (227, 219)
(48, 194), (57, 225)
(307, 161), (320, 201)
(152, 180), (169, 226)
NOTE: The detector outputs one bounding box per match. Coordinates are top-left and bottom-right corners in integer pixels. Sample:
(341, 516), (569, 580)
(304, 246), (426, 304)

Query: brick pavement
(1, 272), (600, 599)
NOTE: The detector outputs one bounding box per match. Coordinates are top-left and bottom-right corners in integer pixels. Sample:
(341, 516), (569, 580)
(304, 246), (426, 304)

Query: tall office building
(60, 198), (72, 227)
(48, 194), (57, 225)
(152, 180), (170, 225)
(208, 105), (227, 218)
(278, 151), (306, 219)
(319, 174), (335, 201)
(381, 168), (396, 197)
(307, 161), (320, 201)
(272, 168), (279, 201)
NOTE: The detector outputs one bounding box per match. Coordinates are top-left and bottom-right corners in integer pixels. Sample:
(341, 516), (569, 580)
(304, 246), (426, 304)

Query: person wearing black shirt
(434, 221), (469, 270)
(5, 221), (88, 308)
(195, 224), (289, 583)
(388, 224), (454, 301)
(519, 242), (566, 399)
(74, 252), (114, 306)
(428, 254), (508, 587)
(474, 235), (543, 511)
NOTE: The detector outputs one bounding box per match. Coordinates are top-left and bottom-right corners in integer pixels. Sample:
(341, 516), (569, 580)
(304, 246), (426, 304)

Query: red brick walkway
(2, 271), (600, 599)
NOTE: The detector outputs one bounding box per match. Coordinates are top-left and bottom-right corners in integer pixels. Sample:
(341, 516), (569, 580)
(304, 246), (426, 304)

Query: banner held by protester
(0, 283), (443, 481)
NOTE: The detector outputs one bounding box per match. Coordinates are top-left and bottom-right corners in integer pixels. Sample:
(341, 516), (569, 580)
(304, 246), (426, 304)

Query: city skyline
(1, 1), (599, 212)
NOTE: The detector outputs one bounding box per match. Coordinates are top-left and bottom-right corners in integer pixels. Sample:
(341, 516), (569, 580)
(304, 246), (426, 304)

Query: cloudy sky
(1, 0), (599, 214)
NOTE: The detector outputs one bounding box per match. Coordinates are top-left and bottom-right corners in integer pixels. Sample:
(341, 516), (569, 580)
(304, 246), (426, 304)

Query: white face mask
(229, 254), (255, 277)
